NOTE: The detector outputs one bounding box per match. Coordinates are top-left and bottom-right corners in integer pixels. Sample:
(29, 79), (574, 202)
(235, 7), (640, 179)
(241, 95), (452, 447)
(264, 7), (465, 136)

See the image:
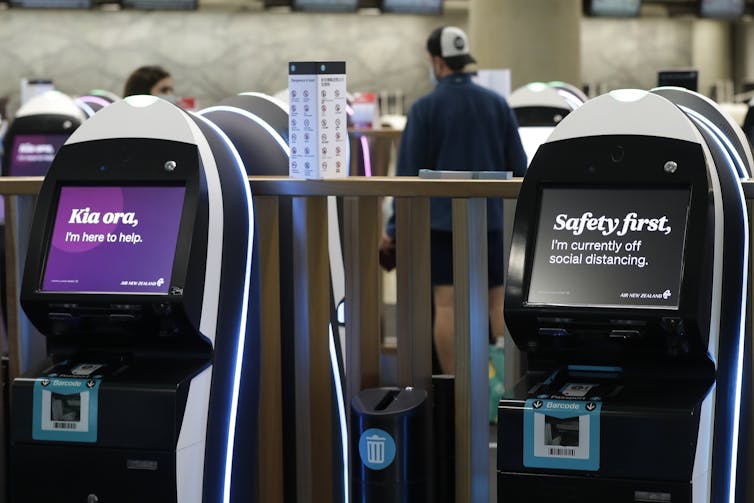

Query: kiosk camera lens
(664, 161), (678, 174)
(610, 145), (625, 163)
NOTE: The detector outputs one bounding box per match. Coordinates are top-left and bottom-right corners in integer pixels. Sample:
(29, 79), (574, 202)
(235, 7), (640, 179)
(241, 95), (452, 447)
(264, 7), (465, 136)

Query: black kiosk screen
(527, 187), (690, 309)
(41, 185), (186, 294)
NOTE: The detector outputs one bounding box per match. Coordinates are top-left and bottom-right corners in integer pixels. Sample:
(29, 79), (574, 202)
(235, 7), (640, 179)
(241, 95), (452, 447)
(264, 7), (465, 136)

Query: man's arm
(385, 105), (429, 239)
(505, 106), (528, 177)
(395, 105), (429, 178)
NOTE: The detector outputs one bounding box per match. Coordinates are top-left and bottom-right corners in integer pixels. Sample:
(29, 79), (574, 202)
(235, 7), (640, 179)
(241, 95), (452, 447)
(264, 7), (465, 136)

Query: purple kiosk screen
(9, 134), (68, 176)
(42, 186), (186, 294)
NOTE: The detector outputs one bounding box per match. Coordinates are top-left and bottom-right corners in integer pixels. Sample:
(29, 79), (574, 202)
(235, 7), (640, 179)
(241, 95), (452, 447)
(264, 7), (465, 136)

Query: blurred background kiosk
(74, 91), (117, 119)
(2, 90), (84, 178)
(499, 89), (750, 502)
(1, 90), (86, 375)
(508, 82), (586, 167)
(9, 95), (260, 503)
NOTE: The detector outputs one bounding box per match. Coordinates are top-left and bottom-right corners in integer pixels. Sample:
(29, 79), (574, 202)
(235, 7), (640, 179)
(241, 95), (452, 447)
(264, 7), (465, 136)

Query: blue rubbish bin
(350, 386), (429, 502)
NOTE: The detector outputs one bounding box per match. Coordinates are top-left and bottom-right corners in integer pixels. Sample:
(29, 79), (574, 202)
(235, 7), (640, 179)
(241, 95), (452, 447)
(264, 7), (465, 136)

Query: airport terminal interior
(3, 1), (754, 502)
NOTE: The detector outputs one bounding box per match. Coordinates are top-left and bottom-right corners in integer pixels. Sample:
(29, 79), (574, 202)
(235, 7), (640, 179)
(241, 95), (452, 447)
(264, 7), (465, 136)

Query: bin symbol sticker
(359, 428), (396, 470)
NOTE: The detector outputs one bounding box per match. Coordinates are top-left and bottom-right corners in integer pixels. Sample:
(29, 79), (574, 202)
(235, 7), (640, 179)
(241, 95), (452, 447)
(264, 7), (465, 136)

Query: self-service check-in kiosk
(10, 95), (260, 503)
(2, 90), (84, 177)
(200, 97), (289, 176)
(199, 95), (349, 502)
(215, 92), (290, 147)
(1, 90), (86, 374)
(509, 82), (586, 167)
(499, 90), (749, 503)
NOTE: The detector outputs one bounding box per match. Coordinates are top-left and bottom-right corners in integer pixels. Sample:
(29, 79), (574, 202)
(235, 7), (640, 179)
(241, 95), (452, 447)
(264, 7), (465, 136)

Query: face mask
(429, 64), (438, 86)
(157, 93), (177, 104)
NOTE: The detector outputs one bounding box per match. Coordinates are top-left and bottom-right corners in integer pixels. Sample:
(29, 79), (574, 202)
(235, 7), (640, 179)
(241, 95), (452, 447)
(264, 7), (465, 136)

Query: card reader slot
(532, 366), (623, 400)
(536, 321), (647, 343)
(609, 329), (643, 340)
(49, 303), (144, 312)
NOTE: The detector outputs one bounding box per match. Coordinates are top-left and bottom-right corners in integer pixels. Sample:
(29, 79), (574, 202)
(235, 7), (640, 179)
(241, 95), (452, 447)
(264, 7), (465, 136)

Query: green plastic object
(488, 343), (505, 423)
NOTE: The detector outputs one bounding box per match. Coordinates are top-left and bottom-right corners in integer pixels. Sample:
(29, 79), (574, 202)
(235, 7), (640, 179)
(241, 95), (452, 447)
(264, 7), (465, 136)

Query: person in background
(123, 65), (175, 102)
(379, 25), (527, 374)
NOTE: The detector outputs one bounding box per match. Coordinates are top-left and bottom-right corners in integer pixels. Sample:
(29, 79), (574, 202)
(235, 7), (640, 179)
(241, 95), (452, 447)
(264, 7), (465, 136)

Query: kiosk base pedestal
(13, 444), (176, 503)
(498, 472), (691, 503)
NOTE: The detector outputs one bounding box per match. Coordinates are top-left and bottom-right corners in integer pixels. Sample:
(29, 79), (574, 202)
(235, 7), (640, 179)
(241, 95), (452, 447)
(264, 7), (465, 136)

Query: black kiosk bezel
(505, 134), (714, 366)
(20, 137), (209, 352)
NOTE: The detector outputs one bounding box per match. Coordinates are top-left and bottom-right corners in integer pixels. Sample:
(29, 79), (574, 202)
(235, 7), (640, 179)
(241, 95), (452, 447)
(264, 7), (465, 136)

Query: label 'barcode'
(548, 447), (576, 457)
(53, 422), (77, 430)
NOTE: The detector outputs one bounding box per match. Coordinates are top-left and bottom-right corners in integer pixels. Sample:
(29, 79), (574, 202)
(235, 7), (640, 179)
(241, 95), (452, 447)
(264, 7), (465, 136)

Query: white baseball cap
(427, 26), (476, 70)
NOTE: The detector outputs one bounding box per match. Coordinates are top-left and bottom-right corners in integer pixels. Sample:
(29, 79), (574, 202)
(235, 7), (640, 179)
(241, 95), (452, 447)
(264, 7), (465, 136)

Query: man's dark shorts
(430, 230), (505, 287)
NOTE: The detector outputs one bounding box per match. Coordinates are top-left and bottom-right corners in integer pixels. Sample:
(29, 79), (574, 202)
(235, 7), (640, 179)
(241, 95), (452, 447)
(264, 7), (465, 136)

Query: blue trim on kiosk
(651, 86), (752, 503)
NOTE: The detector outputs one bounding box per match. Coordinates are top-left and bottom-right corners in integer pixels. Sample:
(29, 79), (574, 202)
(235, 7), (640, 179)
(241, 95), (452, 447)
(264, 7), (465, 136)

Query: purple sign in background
(42, 186), (186, 294)
(9, 134), (68, 176)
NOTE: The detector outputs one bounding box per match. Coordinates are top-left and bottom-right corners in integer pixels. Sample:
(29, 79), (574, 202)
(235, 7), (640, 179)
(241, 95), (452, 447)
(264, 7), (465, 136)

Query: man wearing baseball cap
(381, 26), (527, 374)
(426, 25), (478, 78)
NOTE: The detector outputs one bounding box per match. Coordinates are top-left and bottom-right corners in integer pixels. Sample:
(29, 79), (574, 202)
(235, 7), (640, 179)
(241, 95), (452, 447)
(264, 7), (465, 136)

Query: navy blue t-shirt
(386, 73), (526, 237)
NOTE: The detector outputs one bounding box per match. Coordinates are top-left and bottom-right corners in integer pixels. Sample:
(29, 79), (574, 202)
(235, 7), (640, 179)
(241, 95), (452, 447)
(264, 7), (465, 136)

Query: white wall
(0, 9), (738, 118)
(692, 19), (732, 96)
(0, 10), (466, 114)
(582, 16), (734, 96)
(582, 17), (694, 92)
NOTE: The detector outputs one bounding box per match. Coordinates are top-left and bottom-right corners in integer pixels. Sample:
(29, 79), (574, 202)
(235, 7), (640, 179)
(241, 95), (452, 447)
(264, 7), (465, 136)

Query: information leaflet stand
(499, 90), (749, 503)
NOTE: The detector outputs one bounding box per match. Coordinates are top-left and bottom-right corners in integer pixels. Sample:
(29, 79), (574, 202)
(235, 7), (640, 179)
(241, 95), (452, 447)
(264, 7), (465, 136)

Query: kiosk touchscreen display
(41, 185), (186, 294)
(526, 187), (690, 309)
(8, 134), (68, 176)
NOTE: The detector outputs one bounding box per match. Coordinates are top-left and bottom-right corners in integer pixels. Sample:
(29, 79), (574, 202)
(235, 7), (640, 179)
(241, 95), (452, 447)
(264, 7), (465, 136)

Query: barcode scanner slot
(545, 415), (580, 449)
